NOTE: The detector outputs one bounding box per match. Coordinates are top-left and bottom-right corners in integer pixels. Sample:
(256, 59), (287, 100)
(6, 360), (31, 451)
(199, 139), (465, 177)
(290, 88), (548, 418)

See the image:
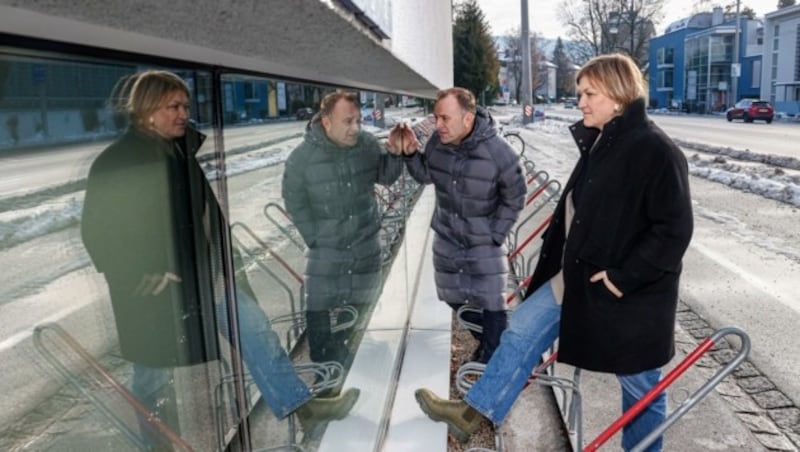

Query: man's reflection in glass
(282, 91), (403, 374)
(81, 71), (358, 449)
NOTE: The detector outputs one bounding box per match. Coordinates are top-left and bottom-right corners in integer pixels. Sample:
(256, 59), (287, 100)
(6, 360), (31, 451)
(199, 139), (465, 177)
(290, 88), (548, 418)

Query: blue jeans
(225, 289), (314, 419)
(618, 369), (665, 452)
(131, 364), (179, 450)
(464, 281), (561, 424)
(463, 281), (666, 451)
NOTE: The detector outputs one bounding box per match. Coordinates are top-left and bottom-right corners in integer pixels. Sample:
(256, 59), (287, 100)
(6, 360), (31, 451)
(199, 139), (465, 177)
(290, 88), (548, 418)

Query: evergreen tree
(553, 37), (575, 99)
(453, 0), (499, 104)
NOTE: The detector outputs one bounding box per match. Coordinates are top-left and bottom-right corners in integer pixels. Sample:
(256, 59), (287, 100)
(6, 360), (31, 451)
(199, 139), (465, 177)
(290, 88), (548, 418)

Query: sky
(475, 0), (776, 39)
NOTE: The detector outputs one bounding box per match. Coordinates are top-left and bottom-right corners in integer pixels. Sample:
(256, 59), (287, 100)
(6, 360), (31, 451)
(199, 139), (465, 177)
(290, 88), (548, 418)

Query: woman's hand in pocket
(590, 270), (623, 298)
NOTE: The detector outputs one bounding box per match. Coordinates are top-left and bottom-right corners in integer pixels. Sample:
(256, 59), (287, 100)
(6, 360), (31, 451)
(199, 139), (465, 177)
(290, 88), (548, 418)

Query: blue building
(649, 7), (763, 113)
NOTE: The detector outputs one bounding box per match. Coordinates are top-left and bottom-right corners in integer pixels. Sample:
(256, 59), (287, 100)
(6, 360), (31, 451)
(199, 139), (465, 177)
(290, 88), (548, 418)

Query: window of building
(657, 47), (674, 65)
(658, 69), (674, 89)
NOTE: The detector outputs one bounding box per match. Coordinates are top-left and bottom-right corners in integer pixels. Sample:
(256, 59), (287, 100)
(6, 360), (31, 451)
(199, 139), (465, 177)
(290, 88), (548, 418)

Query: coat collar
(568, 98), (648, 156)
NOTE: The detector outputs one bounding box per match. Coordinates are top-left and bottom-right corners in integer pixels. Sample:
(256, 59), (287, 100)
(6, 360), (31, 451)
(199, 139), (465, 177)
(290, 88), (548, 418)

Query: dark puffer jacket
(405, 108), (526, 311)
(282, 120), (402, 310)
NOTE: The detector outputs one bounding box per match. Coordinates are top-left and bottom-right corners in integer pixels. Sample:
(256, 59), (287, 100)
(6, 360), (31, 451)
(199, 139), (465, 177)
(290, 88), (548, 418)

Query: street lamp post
(521, 0), (533, 123)
(731, 0), (741, 106)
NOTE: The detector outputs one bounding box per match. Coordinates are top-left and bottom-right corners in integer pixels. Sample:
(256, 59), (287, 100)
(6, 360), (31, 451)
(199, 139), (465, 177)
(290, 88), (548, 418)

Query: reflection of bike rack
(232, 221), (305, 350)
(454, 326), (751, 452)
(33, 323), (194, 452)
(263, 202), (306, 253)
(214, 360), (344, 451)
(502, 131), (526, 157)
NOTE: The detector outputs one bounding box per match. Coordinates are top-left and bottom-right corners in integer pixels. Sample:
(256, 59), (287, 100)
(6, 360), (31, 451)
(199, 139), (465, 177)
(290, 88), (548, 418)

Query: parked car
(295, 107), (314, 120)
(563, 97), (578, 109)
(726, 99), (774, 123)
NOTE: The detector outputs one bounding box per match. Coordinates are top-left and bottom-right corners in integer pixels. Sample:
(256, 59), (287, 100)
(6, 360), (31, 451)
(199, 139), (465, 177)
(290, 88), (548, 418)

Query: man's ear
(321, 116), (331, 133)
(463, 110), (476, 127)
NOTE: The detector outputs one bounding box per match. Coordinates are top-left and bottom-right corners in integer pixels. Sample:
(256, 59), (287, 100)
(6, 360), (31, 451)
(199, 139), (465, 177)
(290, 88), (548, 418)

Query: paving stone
(716, 379), (748, 397)
(752, 391), (795, 410)
(754, 432), (798, 451)
(739, 376), (777, 394)
(786, 431), (800, 450)
(732, 361), (761, 379)
(676, 311), (699, 321)
(768, 407), (800, 430)
(710, 348), (738, 363)
(680, 319), (709, 330)
(694, 355), (718, 368)
(687, 326), (714, 339)
(737, 412), (782, 434)
(719, 392), (762, 413)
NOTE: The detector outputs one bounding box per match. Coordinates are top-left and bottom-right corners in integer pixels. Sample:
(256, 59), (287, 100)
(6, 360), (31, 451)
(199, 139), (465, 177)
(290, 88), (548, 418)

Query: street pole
(731, 0), (740, 107)
(521, 0), (533, 123)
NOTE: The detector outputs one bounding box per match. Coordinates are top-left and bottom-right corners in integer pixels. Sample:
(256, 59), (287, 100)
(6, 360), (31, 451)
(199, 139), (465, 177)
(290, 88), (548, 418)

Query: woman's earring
(614, 104), (621, 112)
(149, 117), (155, 125)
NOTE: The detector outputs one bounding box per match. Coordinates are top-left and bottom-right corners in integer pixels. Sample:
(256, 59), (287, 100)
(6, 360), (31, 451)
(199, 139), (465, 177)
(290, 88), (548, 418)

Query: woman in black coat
(81, 71), (358, 445)
(414, 54), (693, 452)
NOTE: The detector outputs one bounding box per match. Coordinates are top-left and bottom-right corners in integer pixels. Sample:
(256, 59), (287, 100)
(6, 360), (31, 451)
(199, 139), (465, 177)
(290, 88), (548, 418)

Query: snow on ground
(2, 114), (799, 254)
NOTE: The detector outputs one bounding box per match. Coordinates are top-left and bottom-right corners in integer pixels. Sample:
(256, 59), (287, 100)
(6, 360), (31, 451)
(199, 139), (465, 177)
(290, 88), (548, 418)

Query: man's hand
(387, 123), (420, 155)
(135, 272), (182, 296)
(589, 270), (623, 298)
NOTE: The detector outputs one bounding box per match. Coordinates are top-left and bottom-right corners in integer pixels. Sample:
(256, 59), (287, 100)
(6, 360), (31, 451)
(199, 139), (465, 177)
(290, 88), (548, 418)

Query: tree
(502, 28), (546, 103)
(553, 38), (576, 99)
(453, 0), (499, 104)
(557, 0), (664, 69)
(778, 0), (796, 8)
(723, 4), (756, 19)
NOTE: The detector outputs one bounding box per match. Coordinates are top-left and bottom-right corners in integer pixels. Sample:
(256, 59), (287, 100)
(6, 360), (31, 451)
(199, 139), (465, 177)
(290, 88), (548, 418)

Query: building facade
(649, 7), (763, 113)
(762, 4), (800, 115)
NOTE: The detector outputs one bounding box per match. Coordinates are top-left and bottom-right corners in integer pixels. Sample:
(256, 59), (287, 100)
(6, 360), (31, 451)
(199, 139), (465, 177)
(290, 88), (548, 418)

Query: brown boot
(414, 388), (486, 442)
(294, 387), (360, 436)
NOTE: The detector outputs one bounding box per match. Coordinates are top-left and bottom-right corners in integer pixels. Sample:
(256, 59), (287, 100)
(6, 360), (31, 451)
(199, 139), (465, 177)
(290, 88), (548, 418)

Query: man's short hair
(436, 87), (476, 113)
(319, 91), (359, 117)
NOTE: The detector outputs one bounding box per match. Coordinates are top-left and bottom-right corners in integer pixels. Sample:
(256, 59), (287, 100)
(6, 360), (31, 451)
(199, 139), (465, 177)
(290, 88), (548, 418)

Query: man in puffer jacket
(282, 91), (403, 366)
(389, 87), (526, 363)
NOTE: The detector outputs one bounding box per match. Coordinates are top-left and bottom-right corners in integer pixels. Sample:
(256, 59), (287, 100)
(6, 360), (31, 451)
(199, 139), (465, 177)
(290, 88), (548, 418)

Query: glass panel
(219, 74), (420, 449)
(0, 46), (429, 452)
(0, 51), (233, 451)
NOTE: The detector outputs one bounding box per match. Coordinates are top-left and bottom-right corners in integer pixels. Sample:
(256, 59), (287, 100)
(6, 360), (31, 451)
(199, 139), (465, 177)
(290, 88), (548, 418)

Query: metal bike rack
(454, 326), (750, 452)
(33, 323), (194, 452)
(502, 131), (526, 157)
(585, 326), (751, 452)
(231, 221), (306, 350)
(263, 202), (307, 253)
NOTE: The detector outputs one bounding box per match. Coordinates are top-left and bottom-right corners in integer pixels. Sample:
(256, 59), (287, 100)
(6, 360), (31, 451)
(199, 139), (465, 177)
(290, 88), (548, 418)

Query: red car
(726, 99), (774, 123)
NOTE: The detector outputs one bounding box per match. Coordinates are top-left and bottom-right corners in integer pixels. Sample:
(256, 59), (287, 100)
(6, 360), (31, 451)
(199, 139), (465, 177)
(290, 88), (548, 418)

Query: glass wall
(0, 44), (425, 451)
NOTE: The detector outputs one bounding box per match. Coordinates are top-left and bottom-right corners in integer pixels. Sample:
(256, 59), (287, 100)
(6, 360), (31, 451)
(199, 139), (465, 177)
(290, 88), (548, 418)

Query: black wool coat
(525, 99), (694, 374)
(81, 126), (222, 367)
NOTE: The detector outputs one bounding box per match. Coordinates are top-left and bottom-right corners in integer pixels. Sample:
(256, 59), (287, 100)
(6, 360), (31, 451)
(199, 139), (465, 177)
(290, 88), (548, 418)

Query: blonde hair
(576, 53), (644, 108)
(127, 70), (190, 128)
